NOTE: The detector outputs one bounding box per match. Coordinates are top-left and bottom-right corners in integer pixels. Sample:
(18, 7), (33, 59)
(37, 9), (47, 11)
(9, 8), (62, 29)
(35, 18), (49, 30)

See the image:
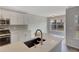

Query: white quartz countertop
(0, 34), (62, 52)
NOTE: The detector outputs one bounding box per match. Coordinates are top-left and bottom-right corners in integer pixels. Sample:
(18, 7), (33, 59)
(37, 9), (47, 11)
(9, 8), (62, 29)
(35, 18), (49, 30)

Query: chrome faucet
(35, 29), (43, 45)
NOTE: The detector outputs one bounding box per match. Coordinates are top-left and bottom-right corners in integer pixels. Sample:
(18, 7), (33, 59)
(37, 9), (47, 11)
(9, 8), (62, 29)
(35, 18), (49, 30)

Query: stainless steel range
(0, 28), (10, 46)
(0, 17), (10, 46)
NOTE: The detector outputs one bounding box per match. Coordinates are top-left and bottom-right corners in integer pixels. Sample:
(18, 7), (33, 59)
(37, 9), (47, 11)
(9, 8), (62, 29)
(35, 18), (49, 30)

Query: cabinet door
(0, 9), (10, 20)
(2, 9), (10, 19)
(18, 30), (31, 42)
(18, 29), (28, 42)
(10, 11), (18, 25)
(25, 31), (31, 41)
(10, 12), (25, 25)
(18, 30), (26, 42)
(11, 30), (19, 43)
(23, 14), (29, 25)
(17, 13), (24, 25)
(0, 9), (26, 25)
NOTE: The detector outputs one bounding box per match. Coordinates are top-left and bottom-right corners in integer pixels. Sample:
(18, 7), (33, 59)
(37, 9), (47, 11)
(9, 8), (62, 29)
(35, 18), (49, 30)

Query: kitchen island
(0, 34), (62, 52)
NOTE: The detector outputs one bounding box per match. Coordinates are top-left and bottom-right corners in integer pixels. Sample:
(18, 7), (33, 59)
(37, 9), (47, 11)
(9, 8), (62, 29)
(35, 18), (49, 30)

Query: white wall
(28, 14), (47, 38)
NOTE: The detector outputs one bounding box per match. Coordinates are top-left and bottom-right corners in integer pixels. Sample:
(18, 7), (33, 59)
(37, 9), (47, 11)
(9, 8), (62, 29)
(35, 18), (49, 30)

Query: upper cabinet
(10, 11), (26, 25)
(0, 8), (28, 25)
(17, 13), (24, 25)
(0, 9), (10, 25)
(9, 11), (18, 25)
(2, 9), (10, 19)
(23, 14), (29, 25)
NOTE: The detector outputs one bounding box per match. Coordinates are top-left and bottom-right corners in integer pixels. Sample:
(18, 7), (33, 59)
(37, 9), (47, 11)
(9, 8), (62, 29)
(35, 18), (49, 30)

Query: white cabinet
(0, 8), (28, 25)
(2, 9), (10, 19)
(25, 31), (31, 41)
(10, 12), (28, 25)
(11, 30), (19, 43)
(0, 8), (29, 43)
(23, 14), (29, 25)
(0, 9), (11, 20)
(9, 11), (18, 25)
(18, 29), (31, 42)
(16, 13), (25, 25)
(11, 29), (31, 43)
(18, 30), (27, 42)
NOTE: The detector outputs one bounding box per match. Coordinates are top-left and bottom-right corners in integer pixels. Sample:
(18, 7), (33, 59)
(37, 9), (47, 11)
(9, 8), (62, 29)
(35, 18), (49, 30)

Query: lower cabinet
(11, 30), (19, 43)
(18, 30), (31, 42)
(18, 30), (26, 42)
(11, 29), (31, 43)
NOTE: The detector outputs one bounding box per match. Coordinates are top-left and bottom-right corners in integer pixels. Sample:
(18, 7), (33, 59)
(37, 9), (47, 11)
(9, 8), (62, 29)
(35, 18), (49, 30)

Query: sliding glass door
(47, 16), (65, 37)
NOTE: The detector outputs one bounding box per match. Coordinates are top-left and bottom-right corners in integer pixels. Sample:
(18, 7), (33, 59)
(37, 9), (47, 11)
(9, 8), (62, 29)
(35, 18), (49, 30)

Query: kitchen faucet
(35, 29), (43, 45)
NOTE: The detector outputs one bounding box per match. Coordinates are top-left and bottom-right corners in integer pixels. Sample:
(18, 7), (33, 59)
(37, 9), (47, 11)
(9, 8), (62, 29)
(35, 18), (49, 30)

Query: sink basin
(24, 38), (45, 48)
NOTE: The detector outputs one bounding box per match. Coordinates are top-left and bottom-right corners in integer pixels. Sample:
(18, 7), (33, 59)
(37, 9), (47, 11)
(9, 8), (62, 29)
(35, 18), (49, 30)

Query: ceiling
(0, 6), (68, 17)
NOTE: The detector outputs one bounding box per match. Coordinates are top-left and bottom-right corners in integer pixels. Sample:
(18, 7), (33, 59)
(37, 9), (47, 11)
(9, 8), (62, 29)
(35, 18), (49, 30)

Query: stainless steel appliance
(0, 29), (10, 46)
